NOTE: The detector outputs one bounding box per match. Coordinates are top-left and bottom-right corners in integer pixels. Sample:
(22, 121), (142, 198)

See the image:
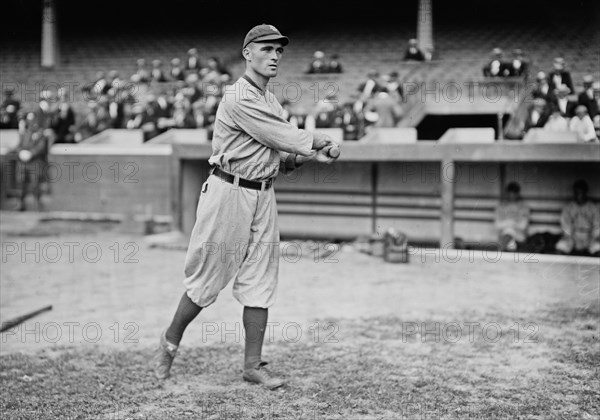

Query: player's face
(248, 42), (284, 78)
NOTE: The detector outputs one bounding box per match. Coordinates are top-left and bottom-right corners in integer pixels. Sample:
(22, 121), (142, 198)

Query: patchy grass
(1, 309), (598, 420)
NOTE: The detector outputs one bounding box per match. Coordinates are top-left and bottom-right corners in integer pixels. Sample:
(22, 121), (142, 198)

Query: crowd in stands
(482, 48), (529, 78)
(305, 51), (343, 74)
(495, 180), (599, 257)
(504, 56), (599, 141)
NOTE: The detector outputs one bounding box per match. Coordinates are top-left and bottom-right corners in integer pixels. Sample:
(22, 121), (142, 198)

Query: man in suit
(404, 39), (425, 61)
(523, 98), (550, 134)
(185, 48), (202, 74)
(578, 75), (599, 119)
(548, 57), (574, 93)
(508, 49), (528, 78)
(483, 48), (508, 77)
(550, 85), (577, 118)
(532, 72), (552, 100)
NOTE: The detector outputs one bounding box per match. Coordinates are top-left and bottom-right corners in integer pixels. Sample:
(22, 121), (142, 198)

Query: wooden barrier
(171, 138), (600, 245)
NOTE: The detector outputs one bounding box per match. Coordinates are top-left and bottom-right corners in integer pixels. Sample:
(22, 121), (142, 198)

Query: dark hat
(243, 24), (289, 49)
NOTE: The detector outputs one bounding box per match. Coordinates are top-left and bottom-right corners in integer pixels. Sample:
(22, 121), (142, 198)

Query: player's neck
(244, 69), (270, 92)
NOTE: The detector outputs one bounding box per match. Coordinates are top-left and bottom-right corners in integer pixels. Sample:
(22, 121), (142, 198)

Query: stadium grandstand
(1, 0), (599, 255)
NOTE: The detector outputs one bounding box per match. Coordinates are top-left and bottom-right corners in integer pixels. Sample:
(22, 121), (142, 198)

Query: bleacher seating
(2, 22), (598, 114)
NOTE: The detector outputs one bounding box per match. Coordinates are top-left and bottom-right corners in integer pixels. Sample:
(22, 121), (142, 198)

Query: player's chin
(266, 66), (278, 77)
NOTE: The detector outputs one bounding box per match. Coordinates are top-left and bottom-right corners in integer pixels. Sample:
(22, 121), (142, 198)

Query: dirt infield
(1, 211), (598, 419)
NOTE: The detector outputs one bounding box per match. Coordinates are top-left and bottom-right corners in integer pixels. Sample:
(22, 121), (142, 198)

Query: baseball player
(152, 24), (340, 389)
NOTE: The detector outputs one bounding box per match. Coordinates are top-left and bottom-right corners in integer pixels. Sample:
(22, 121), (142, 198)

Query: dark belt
(211, 166), (273, 191)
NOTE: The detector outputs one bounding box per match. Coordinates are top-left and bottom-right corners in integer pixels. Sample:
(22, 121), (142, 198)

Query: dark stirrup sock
(243, 306), (268, 370)
(165, 292), (202, 346)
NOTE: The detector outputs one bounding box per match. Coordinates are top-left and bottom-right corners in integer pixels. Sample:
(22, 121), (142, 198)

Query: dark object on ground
(1, 305), (53, 332)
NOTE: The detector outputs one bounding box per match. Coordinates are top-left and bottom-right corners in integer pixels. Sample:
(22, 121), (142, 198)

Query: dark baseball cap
(243, 24), (289, 49)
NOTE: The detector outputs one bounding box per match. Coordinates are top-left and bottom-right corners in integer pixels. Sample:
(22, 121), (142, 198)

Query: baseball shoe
(152, 330), (178, 379)
(242, 361), (284, 390)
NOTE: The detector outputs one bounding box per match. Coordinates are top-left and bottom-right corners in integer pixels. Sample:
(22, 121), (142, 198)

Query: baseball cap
(243, 24), (289, 49)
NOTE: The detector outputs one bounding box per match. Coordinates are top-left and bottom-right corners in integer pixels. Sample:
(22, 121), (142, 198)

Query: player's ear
(242, 46), (252, 61)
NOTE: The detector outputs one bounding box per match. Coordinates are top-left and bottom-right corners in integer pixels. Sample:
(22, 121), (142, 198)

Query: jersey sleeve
(230, 96), (313, 156)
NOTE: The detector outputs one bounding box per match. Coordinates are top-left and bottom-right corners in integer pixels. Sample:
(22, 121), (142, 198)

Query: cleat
(242, 362), (284, 390)
(152, 330), (178, 379)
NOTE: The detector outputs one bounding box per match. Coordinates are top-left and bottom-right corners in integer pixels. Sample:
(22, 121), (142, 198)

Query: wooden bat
(1, 305), (53, 332)
(328, 145), (340, 158)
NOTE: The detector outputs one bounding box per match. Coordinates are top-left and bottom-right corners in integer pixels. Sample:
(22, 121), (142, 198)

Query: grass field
(1, 212), (598, 419)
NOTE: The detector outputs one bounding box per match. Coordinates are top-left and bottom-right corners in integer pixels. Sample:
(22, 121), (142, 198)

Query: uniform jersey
(209, 77), (313, 181)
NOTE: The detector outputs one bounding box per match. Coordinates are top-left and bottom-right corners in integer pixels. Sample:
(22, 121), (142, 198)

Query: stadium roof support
(417, 0), (434, 61)
(41, 0), (59, 68)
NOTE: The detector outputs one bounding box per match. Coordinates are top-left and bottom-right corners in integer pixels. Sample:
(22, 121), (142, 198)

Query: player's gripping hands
(297, 132), (341, 165)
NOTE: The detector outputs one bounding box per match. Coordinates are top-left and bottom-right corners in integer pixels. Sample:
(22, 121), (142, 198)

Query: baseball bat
(1, 305), (53, 332)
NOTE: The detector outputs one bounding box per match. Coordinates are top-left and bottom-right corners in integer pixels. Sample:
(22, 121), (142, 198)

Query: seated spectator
(523, 98), (550, 134)
(306, 51), (328, 74)
(386, 71), (404, 101)
(358, 70), (382, 101)
(185, 48), (202, 73)
(495, 182), (530, 251)
(313, 93), (341, 129)
(550, 85), (577, 117)
(51, 90), (76, 143)
(169, 58), (185, 81)
(365, 88), (403, 127)
(340, 101), (362, 140)
(569, 105), (598, 142)
(483, 48), (508, 77)
(548, 57), (574, 93)
(532, 72), (552, 100)
(404, 39), (425, 61)
(578, 75), (599, 119)
(14, 112), (51, 210)
(328, 54), (343, 73)
(105, 70), (121, 94)
(556, 180), (600, 256)
(508, 49), (528, 77)
(136, 58), (150, 83)
(75, 102), (110, 142)
(543, 104), (569, 131)
(106, 90), (125, 129)
(151, 59), (168, 82)
(0, 87), (20, 129)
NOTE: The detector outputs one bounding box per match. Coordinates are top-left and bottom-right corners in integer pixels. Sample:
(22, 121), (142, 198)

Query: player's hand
(312, 131), (335, 150)
(314, 146), (336, 164)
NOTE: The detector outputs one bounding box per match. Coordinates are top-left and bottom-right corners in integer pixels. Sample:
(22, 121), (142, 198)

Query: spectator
(358, 70), (382, 101)
(386, 71), (404, 101)
(532, 72), (552, 100)
(555, 180), (600, 256)
(106, 89), (125, 128)
(170, 58), (186, 81)
(313, 93), (340, 129)
(550, 85), (577, 118)
(15, 112), (51, 211)
(185, 48), (202, 73)
(508, 49), (528, 77)
(404, 39), (425, 61)
(340, 101), (362, 140)
(548, 57), (574, 93)
(483, 48), (507, 77)
(306, 51), (327, 74)
(136, 59), (150, 83)
(0, 87), (20, 129)
(569, 105), (598, 142)
(543, 104), (569, 131)
(578, 75), (598, 119)
(495, 182), (530, 251)
(365, 88), (403, 127)
(523, 98), (550, 134)
(105, 70), (121, 95)
(51, 91), (76, 143)
(151, 59), (168, 82)
(328, 54), (343, 73)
